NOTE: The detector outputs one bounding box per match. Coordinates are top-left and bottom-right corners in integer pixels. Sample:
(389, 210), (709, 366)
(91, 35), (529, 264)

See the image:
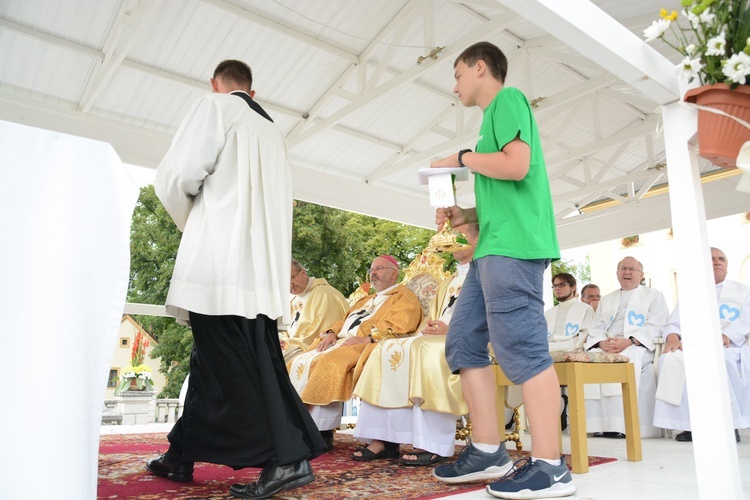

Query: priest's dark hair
(454, 41), (507, 83)
(213, 60), (253, 92)
(553, 272), (577, 291)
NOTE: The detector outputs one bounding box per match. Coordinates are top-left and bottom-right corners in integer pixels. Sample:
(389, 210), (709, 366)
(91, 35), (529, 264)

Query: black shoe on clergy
(229, 459), (314, 499)
(145, 448), (194, 482)
(675, 431), (692, 442)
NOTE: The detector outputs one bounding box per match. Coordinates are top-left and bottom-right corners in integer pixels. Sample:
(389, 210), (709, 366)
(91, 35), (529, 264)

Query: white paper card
(428, 172), (455, 207)
(417, 167), (470, 208)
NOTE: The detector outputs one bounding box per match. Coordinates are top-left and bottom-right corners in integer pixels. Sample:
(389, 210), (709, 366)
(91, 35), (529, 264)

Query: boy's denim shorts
(445, 255), (553, 384)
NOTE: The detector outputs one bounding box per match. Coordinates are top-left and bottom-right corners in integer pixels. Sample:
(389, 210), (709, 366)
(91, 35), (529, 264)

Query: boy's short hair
(213, 60), (253, 92)
(454, 42), (508, 83)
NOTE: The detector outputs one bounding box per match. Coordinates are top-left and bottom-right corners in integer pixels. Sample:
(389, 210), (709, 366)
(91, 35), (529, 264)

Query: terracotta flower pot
(684, 83), (750, 169)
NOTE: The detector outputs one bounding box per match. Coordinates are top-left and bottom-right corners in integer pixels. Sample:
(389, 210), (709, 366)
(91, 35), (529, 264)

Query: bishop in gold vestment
(352, 229), (476, 462)
(289, 255), (422, 439)
(283, 259), (348, 362)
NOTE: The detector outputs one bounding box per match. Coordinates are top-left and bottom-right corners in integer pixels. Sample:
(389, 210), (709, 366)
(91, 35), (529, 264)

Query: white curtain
(0, 120), (139, 499)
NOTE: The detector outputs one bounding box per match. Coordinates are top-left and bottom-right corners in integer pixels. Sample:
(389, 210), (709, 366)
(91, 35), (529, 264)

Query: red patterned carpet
(98, 433), (616, 499)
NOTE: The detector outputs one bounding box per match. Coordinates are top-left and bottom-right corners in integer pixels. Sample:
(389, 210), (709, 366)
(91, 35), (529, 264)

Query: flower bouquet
(116, 330), (154, 393)
(644, 1), (750, 167)
(116, 364), (154, 393)
(644, 1), (750, 86)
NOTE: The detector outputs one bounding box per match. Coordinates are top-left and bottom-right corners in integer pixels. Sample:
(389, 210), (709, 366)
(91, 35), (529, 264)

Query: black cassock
(168, 312), (326, 468)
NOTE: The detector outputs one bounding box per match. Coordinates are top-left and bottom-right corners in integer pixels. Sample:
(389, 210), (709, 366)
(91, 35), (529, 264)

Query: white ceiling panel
(1, 0), (744, 249)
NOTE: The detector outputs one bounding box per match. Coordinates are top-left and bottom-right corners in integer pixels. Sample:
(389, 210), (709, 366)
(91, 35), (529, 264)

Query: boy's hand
(435, 206), (467, 230)
(430, 153), (460, 168)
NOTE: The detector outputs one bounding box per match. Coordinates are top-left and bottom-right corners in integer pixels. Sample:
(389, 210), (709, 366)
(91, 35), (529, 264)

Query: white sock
(473, 442), (500, 454)
(532, 456), (562, 466)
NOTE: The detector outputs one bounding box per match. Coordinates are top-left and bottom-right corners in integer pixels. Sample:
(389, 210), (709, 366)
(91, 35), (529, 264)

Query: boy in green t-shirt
(430, 42), (575, 499)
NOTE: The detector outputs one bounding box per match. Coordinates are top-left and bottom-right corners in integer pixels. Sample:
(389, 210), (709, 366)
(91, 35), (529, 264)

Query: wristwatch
(458, 149), (472, 167)
(629, 337), (637, 345)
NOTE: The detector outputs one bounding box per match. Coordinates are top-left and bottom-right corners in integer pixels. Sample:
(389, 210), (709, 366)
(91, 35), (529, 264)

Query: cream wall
(104, 315), (167, 398)
(567, 212), (750, 313)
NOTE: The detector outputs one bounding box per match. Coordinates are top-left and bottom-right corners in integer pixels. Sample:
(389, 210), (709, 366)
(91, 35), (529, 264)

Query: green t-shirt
(472, 87), (560, 261)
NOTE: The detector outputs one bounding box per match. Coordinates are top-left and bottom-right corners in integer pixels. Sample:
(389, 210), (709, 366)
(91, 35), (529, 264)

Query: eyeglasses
(290, 268), (303, 282)
(551, 282), (569, 289)
(583, 294), (601, 300)
(368, 266), (397, 274)
(617, 266), (642, 273)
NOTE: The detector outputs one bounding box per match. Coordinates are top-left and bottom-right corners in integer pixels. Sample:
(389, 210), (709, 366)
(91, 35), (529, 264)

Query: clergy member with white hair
(584, 256), (669, 439)
(653, 247), (750, 442)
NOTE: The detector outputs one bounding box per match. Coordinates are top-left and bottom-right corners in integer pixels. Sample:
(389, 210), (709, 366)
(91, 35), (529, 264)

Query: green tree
(292, 202), (435, 296)
(127, 185), (191, 398)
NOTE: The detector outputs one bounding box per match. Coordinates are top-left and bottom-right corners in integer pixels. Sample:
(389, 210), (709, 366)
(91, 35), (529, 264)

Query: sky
(125, 164), (155, 188)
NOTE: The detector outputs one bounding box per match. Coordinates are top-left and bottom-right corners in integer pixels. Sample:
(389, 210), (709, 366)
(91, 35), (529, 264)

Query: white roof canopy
(0, 0), (747, 249)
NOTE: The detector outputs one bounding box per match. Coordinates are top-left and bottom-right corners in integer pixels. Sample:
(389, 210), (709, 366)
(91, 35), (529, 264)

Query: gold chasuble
(283, 278), (348, 362)
(354, 272), (468, 415)
(298, 284), (422, 405)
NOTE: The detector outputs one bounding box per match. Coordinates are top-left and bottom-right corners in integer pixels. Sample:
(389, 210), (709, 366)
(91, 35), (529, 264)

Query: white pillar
(662, 102), (743, 499)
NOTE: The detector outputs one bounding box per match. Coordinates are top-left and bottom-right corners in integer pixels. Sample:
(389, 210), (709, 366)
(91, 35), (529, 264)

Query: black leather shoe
(145, 450), (194, 482)
(675, 431), (692, 442)
(230, 459), (314, 499)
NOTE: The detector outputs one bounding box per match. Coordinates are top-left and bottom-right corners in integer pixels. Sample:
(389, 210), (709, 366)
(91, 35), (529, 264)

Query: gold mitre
(425, 220), (472, 253)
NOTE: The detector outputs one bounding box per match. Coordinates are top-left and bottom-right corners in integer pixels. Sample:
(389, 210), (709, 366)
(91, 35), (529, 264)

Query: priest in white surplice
(350, 227), (477, 464)
(546, 272), (594, 431)
(584, 256), (669, 438)
(546, 272), (595, 353)
(653, 247), (750, 442)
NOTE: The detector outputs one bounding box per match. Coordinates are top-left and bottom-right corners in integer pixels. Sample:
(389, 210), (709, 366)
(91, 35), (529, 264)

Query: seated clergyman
(545, 272), (594, 353)
(545, 272), (595, 431)
(584, 256), (669, 439)
(282, 259), (349, 362)
(653, 247), (750, 443)
(350, 226), (478, 465)
(288, 255), (423, 450)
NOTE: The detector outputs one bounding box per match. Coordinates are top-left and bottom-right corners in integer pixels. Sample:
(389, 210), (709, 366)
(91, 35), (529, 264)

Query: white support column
(662, 102), (743, 499)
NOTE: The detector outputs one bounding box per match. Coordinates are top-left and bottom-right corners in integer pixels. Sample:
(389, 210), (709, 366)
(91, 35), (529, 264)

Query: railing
(154, 398), (183, 423)
(101, 396), (183, 425)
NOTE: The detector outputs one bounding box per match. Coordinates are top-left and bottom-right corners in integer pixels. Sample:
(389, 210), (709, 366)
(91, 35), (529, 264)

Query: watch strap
(458, 149), (472, 167)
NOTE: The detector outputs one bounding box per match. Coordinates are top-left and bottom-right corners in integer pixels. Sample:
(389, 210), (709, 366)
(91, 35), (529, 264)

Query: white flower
(684, 9), (700, 29)
(699, 8), (715, 27)
(644, 19), (670, 42)
(676, 56), (704, 81)
(685, 44), (697, 56)
(722, 52), (750, 84)
(706, 32), (727, 56)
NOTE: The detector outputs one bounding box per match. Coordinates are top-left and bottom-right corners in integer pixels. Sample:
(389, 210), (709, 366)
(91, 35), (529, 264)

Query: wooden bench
(493, 361), (642, 473)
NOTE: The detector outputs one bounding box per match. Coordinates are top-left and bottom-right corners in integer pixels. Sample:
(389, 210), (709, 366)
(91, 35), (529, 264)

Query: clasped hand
(422, 320), (448, 336)
(599, 337), (631, 353)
